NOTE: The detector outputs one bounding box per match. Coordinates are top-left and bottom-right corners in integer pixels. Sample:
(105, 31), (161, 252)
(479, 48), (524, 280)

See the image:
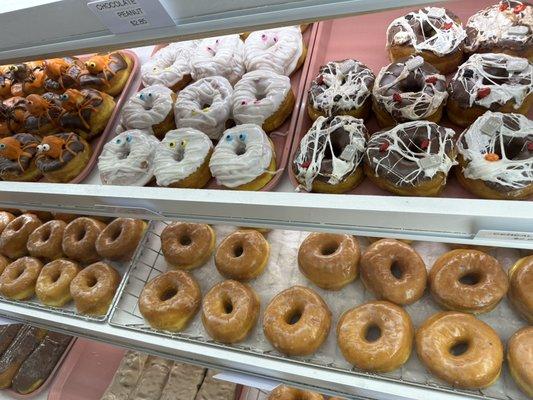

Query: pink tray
(289, 0), (533, 198)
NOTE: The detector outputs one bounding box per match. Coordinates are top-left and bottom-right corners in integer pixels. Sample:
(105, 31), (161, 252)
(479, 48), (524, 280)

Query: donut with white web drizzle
(465, 1), (533, 60)
(372, 55), (448, 128)
(292, 115), (367, 193)
(307, 59), (375, 121)
(447, 53), (533, 127)
(364, 120), (456, 197)
(387, 7), (466, 74)
(456, 111), (532, 200)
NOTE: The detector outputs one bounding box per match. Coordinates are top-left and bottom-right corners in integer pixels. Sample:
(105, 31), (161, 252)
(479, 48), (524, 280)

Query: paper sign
(214, 371), (280, 392)
(87, 0), (174, 34)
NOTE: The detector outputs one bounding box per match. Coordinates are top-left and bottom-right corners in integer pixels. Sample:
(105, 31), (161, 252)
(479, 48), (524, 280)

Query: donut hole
(117, 147), (131, 160)
(50, 270), (61, 283)
(11, 219), (23, 232)
(75, 228), (87, 242)
(160, 287), (178, 301)
(232, 244), (244, 258)
(179, 235), (192, 246)
(421, 20), (437, 38)
(13, 267), (24, 279)
(399, 77), (424, 93)
(255, 91), (267, 102)
(110, 226), (122, 242)
(364, 324), (382, 342)
(324, 132), (344, 160)
(199, 100), (212, 110)
(390, 261), (404, 279)
(493, 136), (523, 160)
(86, 275), (98, 288)
(449, 340), (470, 357)
(40, 227), (51, 242)
(321, 242), (339, 256)
(458, 272), (481, 286)
(223, 299), (233, 314)
(286, 309), (303, 325)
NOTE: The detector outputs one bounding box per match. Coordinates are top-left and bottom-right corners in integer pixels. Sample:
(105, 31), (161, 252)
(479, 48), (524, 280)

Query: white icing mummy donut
(98, 129), (159, 186)
(154, 128), (213, 187)
(174, 76), (233, 140)
(209, 124), (274, 188)
(232, 70), (292, 127)
(244, 26), (304, 76)
(191, 34), (245, 85)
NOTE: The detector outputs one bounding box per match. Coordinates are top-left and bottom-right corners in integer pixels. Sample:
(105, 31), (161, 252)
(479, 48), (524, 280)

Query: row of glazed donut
(268, 385), (344, 400)
(98, 125), (277, 190)
(292, 113), (533, 200)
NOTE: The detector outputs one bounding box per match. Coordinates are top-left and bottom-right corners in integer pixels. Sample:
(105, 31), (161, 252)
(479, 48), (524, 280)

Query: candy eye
(59, 93), (68, 101)
(238, 133), (246, 141)
(225, 134), (232, 142)
(273, 36), (278, 42)
(8, 65), (17, 72)
(261, 34), (267, 40)
(115, 138), (122, 145)
(86, 61), (96, 68)
(152, 66), (158, 72)
(36, 144), (43, 152)
(215, 39), (219, 44)
(168, 141), (176, 148)
(126, 135), (132, 143)
(241, 100), (247, 105)
(147, 93), (152, 98)
(180, 140), (187, 147)
(40, 143), (50, 152)
(139, 93), (145, 100)
(0, 143), (5, 150)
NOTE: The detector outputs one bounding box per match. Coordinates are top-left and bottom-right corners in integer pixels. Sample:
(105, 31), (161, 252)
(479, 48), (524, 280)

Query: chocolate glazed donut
(0, 133), (41, 181)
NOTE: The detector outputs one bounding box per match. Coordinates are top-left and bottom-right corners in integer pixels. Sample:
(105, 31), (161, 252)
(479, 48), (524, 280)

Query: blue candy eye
(0, 144), (5, 149)
(115, 138), (122, 144)
(126, 135), (132, 143)
(238, 133), (246, 141)
(59, 94), (68, 101)
(225, 134), (232, 142)
(139, 93), (144, 100)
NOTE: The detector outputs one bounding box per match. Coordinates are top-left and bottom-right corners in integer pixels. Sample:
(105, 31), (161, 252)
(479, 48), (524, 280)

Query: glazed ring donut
(70, 262), (120, 316)
(298, 233), (360, 290)
(337, 300), (414, 372)
(96, 218), (146, 261)
(214, 230), (269, 281)
(508, 255), (533, 323)
(0, 257), (43, 300)
(267, 385), (324, 400)
(263, 286), (331, 356)
(0, 214), (42, 259)
(429, 249), (508, 313)
(0, 255), (9, 275)
(416, 311), (503, 389)
(0, 211), (15, 234)
(27, 220), (66, 260)
(62, 217), (107, 264)
(51, 213), (78, 223)
(160, 222), (215, 270)
(360, 239), (427, 305)
(139, 270), (201, 331)
(201, 280), (260, 343)
(507, 326), (533, 398)
(35, 259), (81, 307)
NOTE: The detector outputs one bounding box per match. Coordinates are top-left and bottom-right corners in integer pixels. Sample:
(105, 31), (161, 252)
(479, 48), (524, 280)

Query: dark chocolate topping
(35, 132), (85, 172)
(0, 133), (40, 174)
(79, 52), (128, 89)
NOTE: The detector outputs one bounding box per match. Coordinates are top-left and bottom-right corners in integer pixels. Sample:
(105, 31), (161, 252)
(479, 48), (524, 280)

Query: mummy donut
(372, 55), (448, 128)
(244, 26), (305, 76)
(447, 53), (533, 127)
(154, 128), (213, 188)
(307, 59), (375, 120)
(191, 35), (245, 85)
(209, 124), (276, 190)
(232, 70), (294, 132)
(456, 111), (533, 199)
(364, 121), (456, 196)
(386, 7), (467, 74)
(174, 76), (233, 140)
(293, 116), (367, 193)
(98, 129), (159, 186)
(118, 85), (175, 139)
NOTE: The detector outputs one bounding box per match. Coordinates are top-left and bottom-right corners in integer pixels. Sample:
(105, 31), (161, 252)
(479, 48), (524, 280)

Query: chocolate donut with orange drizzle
(0, 133), (41, 181)
(43, 57), (84, 92)
(0, 97), (27, 137)
(80, 51), (133, 96)
(23, 93), (63, 136)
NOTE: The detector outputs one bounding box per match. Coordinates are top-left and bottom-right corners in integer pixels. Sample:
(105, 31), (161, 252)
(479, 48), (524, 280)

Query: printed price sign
(87, 0), (174, 34)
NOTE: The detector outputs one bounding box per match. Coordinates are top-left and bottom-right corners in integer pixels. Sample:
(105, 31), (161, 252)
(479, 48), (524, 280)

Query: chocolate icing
(0, 326), (47, 381)
(0, 133), (40, 174)
(59, 89), (103, 132)
(35, 132), (85, 172)
(0, 325), (22, 356)
(79, 52), (128, 90)
(44, 57), (84, 92)
(24, 93), (63, 133)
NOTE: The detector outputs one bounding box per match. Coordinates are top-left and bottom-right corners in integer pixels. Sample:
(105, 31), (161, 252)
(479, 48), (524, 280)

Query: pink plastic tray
(289, 0), (533, 198)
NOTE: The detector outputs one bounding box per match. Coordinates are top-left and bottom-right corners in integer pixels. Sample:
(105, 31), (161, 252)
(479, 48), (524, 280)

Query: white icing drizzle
(244, 26), (304, 76)
(387, 7), (467, 56)
(457, 111), (532, 189)
(209, 124), (273, 188)
(191, 34), (245, 85)
(232, 70), (292, 126)
(153, 128), (213, 187)
(118, 84), (174, 135)
(98, 129), (160, 186)
(173, 76), (233, 140)
(293, 115), (367, 191)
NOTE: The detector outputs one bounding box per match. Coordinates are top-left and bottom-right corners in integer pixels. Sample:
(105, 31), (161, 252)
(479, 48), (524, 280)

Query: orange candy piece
(484, 153), (500, 162)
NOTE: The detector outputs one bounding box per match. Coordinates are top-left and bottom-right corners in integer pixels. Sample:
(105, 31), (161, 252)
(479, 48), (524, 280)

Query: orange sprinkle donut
(62, 217), (106, 264)
(0, 257), (43, 300)
(508, 255), (533, 323)
(0, 214), (42, 259)
(36, 259), (81, 307)
(268, 385), (324, 400)
(161, 222), (215, 270)
(27, 220), (66, 260)
(507, 326), (533, 398)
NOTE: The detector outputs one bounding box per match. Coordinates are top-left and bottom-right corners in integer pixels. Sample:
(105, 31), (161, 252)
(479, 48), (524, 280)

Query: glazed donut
(244, 26), (306, 76)
(465, 1), (533, 60)
(367, 237), (412, 244)
(70, 261), (120, 315)
(372, 55), (447, 127)
(0, 133), (42, 182)
(0, 211), (14, 234)
(364, 121), (456, 196)
(62, 217), (106, 264)
(386, 7), (467, 74)
(214, 230), (270, 281)
(118, 85), (175, 139)
(456, 112), (533, 200)
(35, 259), (81, 307)
(507, 326), (533, 397)
(0, 214), (42, 259)
(298, 233), (360, 290)
(80, 51), (133, 96)
(174, 76), (233, 140)
(139, 270), (201, 331)
(307, 59), (375, 120)
(360, 239), (427, 305)
(191, 34), (245, 85)
(0, 257), (43, 300)
(51, 213), (78, 223)
(27, 220), (66, 260)
(160, 222), (215, 270)
(98, 129), (160, 186)
(447, 53), (533, 127)
(232, 70), (294, 132)
(293, 116), (367, 193)
(267, 386), (324, 400)
(209, 124), (276, 190)
(0, 255), (8, 275)
(337, 300), (414, 372)
(429, 249), (508, 313)
(95, 218), (146, 261)
(508, 255), (533, 323)
(153, 128), (213, 188)
(416, 311), (503, 389)
(201, 280), (260, 343)
(263, 286), (331, 356)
